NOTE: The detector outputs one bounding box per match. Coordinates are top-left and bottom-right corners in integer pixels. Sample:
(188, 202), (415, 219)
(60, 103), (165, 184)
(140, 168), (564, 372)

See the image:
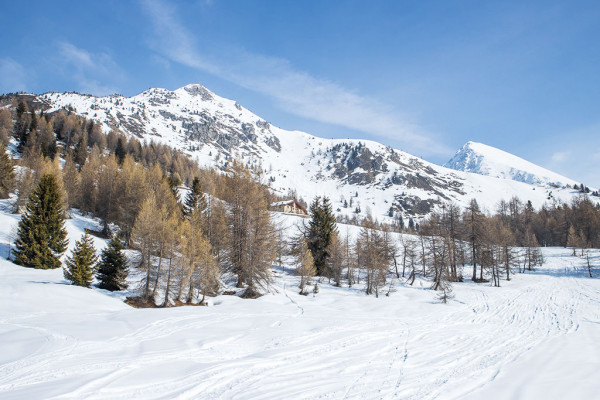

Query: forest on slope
(0, 97), (599, 305)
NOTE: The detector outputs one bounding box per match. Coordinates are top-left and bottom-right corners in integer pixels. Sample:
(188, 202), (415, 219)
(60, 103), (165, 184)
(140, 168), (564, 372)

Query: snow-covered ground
(1, 209), (599, 399)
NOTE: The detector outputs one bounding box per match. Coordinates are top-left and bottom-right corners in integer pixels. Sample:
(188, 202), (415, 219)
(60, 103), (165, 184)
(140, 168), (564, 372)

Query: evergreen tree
(307, 196), (337, 276)
(15, 100), (27, 120)
(0, 143), (15, 198)
(64, 233), (98, 287)
(166, 173), (181, 202)
(115, 137), (126, 164)
(96, 236), (129, 291)
(29, 111), (38, 134)
(74, 134), (88, 165)
(14, 174), (68, 269)
(184, 177), (207, 215)
(14, 101), (31, 152)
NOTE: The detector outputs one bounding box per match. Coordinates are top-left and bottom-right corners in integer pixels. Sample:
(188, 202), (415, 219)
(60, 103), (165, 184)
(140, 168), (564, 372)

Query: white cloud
(0, 58), (28, 93)
(551, 151), (569, 163)
(140, 0), (449, 156)
(55, 42), (124, 96)
(540, 135), (600, 188)
(151, 54), (171, 70)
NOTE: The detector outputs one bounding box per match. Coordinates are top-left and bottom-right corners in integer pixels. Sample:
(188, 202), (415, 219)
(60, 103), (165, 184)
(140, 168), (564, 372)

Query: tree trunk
(162, 257), (173, 307)
(409, 268), (415, 286)
(152, 244), (164, 297)
(471, 239), (477, 281)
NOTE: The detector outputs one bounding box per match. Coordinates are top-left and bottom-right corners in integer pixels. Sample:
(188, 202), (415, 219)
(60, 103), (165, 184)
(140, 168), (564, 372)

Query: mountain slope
(35, 85), (593, 221)
(444, 141), (577, 187)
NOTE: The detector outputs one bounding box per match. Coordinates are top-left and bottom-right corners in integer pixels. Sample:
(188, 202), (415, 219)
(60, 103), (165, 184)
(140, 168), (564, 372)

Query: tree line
(294, 194), (598, 302)
(0, 98), (598, 306)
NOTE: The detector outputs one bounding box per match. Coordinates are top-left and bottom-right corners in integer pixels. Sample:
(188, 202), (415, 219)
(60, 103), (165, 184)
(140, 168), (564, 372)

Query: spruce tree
(14, 101), (30, 152)
(14, 174), (68, 269)
(64, 233), (98, 287)
(115, 138), (126, 164)
(0, 143), (15, 198)
(96, 236), (129, 291)
(307, 196), (337, 276)
(184, 177), (207, 216)
(74, 134), (88, 165)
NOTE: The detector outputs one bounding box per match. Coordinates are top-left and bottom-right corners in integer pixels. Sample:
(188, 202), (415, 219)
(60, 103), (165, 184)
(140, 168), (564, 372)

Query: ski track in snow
(2, 265), (599, 400)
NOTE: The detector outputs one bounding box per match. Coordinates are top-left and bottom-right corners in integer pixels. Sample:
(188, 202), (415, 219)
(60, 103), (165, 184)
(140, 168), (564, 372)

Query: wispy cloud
(55, 42), (124, 96)
(0, 58), (28, 93)
(140, 0), (449, 156)
(539, 123), (600, 187)
(551, 151), (569, 163)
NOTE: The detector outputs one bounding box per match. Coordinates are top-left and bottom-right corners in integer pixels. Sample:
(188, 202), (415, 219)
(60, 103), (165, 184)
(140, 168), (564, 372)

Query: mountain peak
(177, 83), (215, 101)
(444, 141), (575, 187)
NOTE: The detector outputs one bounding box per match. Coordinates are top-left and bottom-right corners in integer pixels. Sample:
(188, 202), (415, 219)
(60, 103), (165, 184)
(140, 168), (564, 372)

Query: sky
(1, 0), (599, 186)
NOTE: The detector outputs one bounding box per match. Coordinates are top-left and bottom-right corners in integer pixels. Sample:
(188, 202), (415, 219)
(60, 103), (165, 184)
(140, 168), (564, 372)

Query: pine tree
(184, 176), (207, 216)
(307, 196), (337, 276)
(29, 111), (38, 133)
(166, 173), (181, 202)
(64, 233), (98, 287)
(14, 101), (31, 152)
(14, 174), (68, 269)
(0, 143), (15, 198)
(15, 100), (27, 120)
(115, 137), (126, 164)
(73, 134), (88, 165)
(96, 236), (129, 291)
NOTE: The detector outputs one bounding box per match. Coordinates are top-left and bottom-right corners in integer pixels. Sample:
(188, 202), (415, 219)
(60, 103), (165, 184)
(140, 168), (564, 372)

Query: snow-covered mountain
(444, 141), (577, 187)
(35, 84), (593, 221)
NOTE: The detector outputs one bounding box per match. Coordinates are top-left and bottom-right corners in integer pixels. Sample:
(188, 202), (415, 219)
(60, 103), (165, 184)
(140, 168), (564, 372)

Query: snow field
(0, 211), (599, 399)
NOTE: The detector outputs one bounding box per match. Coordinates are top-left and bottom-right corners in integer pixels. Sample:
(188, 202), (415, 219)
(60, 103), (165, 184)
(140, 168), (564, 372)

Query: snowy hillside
(36, 86), (594, 221)
(444, 141), (577, 187)
(1, 208), (600, 399)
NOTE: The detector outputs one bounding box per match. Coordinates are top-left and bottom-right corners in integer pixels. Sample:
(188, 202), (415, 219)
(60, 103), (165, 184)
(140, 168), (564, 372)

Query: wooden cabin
(270, 199), (308, 216)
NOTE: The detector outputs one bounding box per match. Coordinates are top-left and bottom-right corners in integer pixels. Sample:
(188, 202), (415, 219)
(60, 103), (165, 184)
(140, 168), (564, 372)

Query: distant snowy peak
(444, 141), (576, 187)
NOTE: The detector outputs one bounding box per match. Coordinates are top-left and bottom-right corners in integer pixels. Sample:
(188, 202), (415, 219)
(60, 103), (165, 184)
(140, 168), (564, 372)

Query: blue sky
(1, 0), (599, 186)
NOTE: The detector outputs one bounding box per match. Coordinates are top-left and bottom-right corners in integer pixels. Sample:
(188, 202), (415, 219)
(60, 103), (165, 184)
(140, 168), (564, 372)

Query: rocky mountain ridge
(26, 84), (595, 222)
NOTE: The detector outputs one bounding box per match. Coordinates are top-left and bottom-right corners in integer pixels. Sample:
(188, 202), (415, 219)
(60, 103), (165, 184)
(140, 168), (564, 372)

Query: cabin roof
(270, 199), (308, 214)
